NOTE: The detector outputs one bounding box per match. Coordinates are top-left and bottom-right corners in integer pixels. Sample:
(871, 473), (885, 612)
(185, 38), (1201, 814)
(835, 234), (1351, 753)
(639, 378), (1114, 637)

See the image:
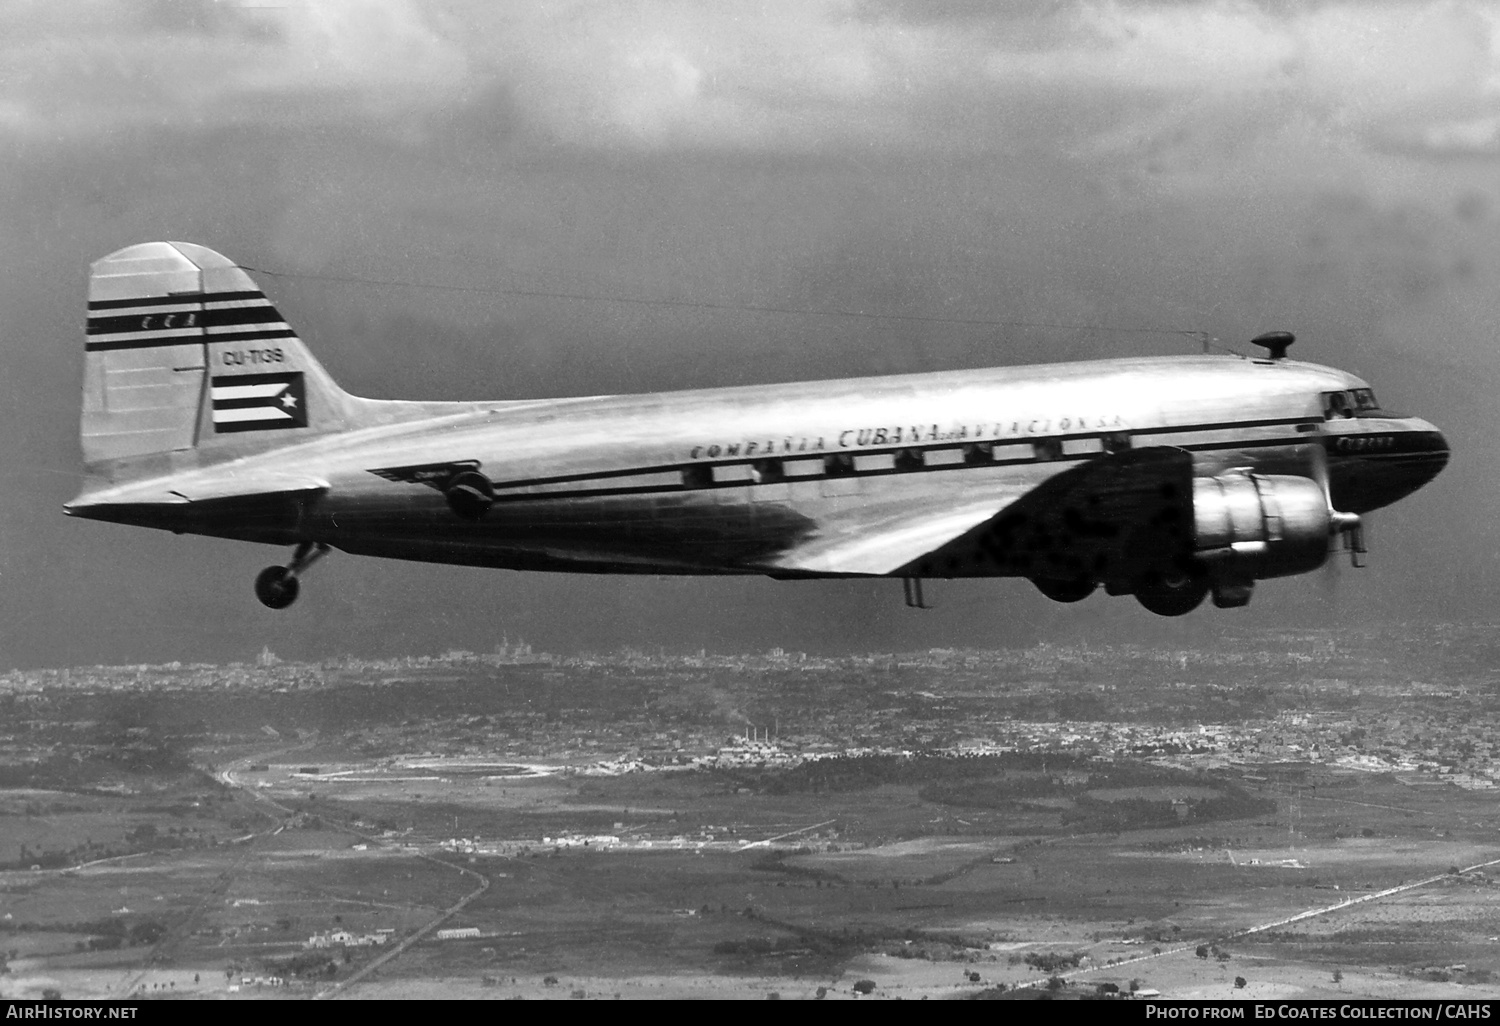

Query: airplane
(65, 242), (1449, 617)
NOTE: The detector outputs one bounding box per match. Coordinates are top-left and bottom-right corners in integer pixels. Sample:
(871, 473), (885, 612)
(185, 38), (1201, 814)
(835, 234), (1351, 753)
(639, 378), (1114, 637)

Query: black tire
(1032, 576), (1096, 604)
(445, 470), (495, 521)
(254, 566), (299, 610)
(1134, 569), (1208, 617)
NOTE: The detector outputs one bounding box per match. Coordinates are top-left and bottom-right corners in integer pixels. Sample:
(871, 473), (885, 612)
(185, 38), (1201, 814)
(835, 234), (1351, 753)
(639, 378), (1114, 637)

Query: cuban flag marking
(210, 372), (308, 433)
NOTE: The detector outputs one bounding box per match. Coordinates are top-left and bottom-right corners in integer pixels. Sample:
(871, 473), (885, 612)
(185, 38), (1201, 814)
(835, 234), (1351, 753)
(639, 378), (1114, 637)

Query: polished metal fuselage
(68, 354), (1448, 578)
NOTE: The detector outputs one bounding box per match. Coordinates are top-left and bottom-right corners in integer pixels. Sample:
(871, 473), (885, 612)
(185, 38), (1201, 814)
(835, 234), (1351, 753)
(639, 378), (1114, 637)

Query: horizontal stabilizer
(66, 471), (327, 516)
(168, 473), (329, 504)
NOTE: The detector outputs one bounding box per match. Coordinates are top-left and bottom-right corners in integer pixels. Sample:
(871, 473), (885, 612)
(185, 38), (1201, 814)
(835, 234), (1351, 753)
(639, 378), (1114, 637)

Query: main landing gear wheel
(445, 470), (495, 521)
(254, 566), (299, 609)
(1134, 568), (1209, 617)
(1032, 576), (1096, 604)
(253, 541), (329, 610)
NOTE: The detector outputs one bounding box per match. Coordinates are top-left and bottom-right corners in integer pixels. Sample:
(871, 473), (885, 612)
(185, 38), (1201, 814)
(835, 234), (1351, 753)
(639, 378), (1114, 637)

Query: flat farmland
(11, 754), (1500, 1000)
(11, 631), (1500, 998)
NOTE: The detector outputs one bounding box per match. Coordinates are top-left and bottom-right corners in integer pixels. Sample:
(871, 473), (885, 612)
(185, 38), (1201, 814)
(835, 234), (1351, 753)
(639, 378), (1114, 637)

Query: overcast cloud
(1, 1), (1497, 668)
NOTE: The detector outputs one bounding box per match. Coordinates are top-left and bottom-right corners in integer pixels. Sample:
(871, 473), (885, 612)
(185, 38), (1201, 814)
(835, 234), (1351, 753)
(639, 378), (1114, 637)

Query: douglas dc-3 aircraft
(66, 242), (1449, 616)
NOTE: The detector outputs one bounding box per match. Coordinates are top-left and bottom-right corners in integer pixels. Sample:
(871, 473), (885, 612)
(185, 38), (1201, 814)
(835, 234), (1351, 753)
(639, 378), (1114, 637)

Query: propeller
(1309, 439), (1365, 568)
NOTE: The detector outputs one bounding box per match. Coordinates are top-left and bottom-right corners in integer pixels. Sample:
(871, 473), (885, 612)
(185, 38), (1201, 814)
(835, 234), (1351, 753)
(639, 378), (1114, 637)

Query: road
(1229, 854), (1500, 939)
(116, 748), (304, 997)
(312, 856), (490, 1000)
(211, 750), (504, 996)
(1027, 853), (1500, 991)
(737, 819), (839, 850)
(211, 748), (500, 1000)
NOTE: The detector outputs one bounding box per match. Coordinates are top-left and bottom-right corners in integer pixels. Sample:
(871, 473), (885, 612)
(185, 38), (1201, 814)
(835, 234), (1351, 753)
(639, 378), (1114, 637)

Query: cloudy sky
(1, 0), (1498, 668)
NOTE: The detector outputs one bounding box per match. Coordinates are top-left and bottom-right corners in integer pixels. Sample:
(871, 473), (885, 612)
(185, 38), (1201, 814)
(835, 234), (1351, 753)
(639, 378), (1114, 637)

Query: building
(435, 927), (482, 940)
(305, 929), (387, 949)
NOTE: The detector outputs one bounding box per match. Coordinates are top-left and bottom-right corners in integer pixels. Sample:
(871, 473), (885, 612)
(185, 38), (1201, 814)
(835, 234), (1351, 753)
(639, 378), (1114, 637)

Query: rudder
(83, 241), (354, 471)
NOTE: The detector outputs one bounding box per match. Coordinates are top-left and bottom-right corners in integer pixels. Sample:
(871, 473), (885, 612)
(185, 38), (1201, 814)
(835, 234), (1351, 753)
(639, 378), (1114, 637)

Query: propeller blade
(1309, 439), (1364, 565)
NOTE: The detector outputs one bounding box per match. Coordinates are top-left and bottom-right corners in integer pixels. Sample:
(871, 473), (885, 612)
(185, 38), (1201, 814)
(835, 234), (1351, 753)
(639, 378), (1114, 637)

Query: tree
(1235, 976), (1247, 989)
(1333, 969), (1343, 986)
(1196, 945), (1210, 959)
(1129, 979), (1141, 994)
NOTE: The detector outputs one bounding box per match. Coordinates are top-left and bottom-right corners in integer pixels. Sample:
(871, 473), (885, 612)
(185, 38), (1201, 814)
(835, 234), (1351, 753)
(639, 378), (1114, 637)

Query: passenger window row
(681, 433), (1132, 488)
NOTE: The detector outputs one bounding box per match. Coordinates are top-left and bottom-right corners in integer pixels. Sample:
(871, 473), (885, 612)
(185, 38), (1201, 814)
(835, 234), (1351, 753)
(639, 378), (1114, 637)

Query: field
(7, 631), (1500, 998)
(3, 752), (1499, 1001)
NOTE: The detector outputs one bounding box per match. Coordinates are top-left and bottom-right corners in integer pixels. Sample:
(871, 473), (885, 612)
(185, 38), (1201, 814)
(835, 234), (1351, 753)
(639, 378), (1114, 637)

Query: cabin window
(711, 464), (755, 483)
(853, 453), (896, 473)
(922, 448), (965, 467)
(782, 458), (822, 478)
(990, 443), (1033, 462)
(823, 453), (856, 476)
(751, 460), (784, 483)
(1061, 438), (1103, 456)
(1033, 438), (1063, 461)
(1351, 387), (1380, 412)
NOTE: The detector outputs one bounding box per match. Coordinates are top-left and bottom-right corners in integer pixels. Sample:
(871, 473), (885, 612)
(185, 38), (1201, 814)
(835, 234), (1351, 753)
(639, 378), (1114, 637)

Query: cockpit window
(1323, 388), (1382, 419)
(1323, 391), (1355, 419)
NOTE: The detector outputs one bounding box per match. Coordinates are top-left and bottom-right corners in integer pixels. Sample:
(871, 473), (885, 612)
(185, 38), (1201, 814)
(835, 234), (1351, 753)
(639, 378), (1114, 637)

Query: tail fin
(82, 241), (355, 471)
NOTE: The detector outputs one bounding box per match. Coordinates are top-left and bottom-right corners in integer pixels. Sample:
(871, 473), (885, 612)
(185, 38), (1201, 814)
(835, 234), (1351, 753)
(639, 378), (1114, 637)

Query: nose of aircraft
(1401, 416), (1451, 483)
(1326, 416), (1448, 514)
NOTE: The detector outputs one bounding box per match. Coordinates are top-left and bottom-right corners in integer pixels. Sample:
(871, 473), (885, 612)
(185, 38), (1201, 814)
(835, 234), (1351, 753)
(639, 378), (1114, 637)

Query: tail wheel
(254, 566), (300, 610)
(1134, 567), (1208, 617)
(1032, 576), (1096, 604)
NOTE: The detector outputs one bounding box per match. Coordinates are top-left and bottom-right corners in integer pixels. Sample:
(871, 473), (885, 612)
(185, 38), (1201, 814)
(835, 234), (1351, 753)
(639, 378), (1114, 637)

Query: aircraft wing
(762, 447), (1195, 581)
(760, 494), (1027, 576)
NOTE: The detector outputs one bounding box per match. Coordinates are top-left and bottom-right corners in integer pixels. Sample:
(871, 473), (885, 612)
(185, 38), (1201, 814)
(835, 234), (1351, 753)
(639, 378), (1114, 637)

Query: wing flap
(757, 480), (1033, 577)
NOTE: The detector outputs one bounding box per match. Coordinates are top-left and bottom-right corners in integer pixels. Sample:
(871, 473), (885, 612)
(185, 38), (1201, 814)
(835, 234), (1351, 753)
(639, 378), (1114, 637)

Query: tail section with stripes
(83, 242), (355, 471)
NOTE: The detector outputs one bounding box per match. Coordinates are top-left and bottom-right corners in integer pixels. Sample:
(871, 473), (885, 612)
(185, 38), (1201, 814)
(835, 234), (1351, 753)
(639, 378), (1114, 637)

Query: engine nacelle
(1192, 473), (1330, 581)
